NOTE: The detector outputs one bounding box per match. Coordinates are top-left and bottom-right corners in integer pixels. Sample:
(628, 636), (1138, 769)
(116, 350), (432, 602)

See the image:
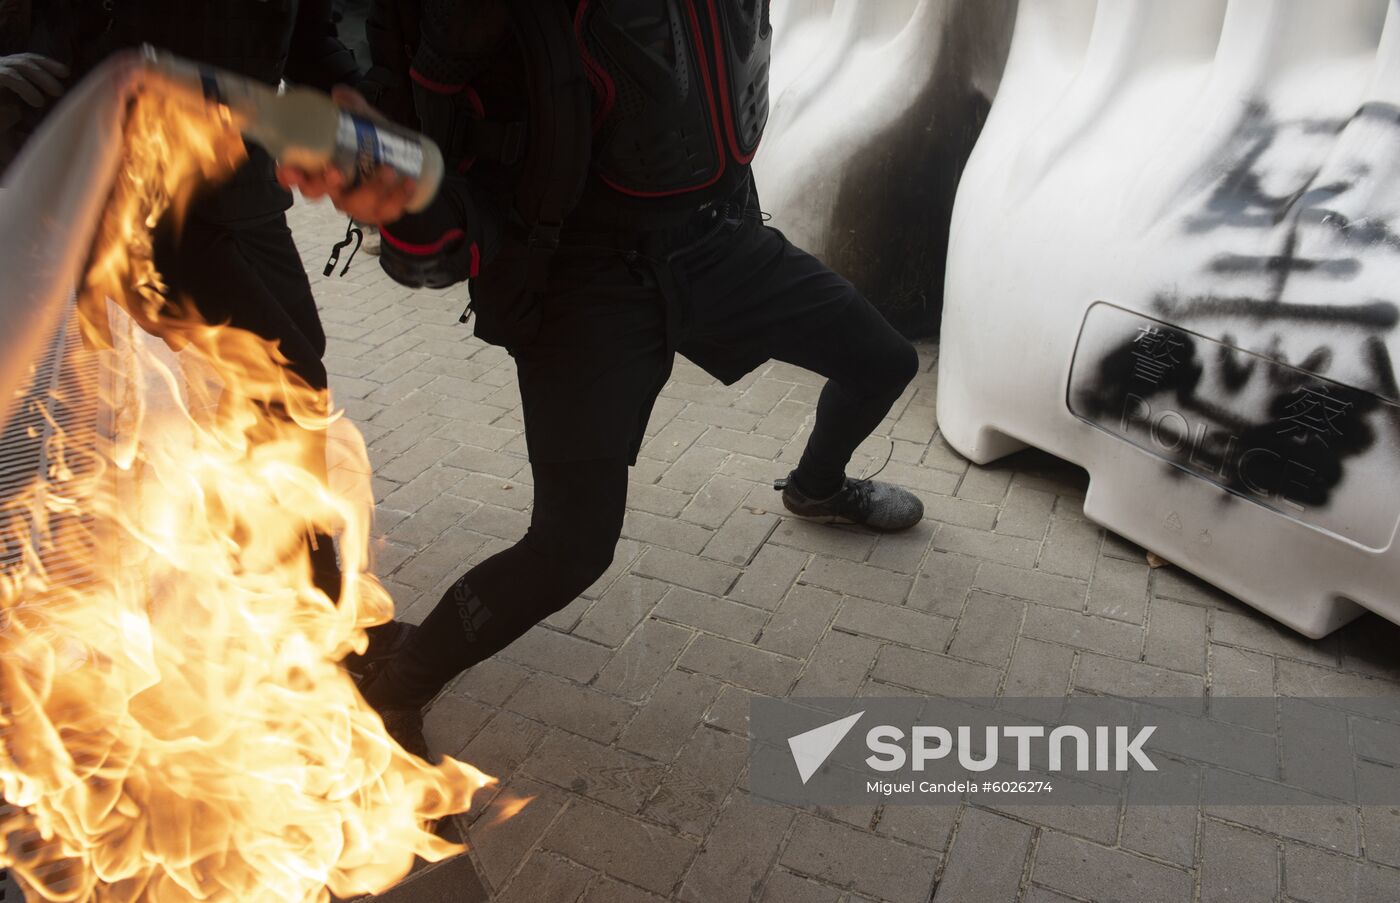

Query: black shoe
(378, 703), (433, 763)
(343, 620), (417, 681)
(777, 472), (924, 532)
(357, 658), (435, 762)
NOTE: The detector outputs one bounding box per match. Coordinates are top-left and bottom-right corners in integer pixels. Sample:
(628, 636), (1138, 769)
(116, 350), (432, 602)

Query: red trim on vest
(464, 85), (485, 118)
(381, 225), (467, 257)
(410, 67), (465, 95)
(455, 86), (487, 174)
(470, 242), (481, 278)
(603, 0), (727, 198)
(704, 0), (761, 165)
(574, 0), (616, 133)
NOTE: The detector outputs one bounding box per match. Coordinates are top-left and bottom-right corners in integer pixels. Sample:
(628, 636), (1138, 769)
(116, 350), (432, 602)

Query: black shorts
(510, 192), (904, 464)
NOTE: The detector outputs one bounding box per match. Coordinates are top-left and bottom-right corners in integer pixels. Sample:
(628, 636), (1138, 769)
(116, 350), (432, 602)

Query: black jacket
(359, 0), (421, 129)
(0, 0), (106, 172)
(98, 0), (363, 226)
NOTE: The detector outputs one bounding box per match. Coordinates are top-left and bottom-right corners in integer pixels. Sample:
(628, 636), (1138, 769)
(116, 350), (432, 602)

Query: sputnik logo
(788, 711), (864, 784)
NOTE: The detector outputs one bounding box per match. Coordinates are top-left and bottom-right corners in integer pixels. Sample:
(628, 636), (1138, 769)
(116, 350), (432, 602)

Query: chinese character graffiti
(1131, 327), (1186, 386)
(1075, 99), (1400, 513)
(1277, 385), (1354, 449)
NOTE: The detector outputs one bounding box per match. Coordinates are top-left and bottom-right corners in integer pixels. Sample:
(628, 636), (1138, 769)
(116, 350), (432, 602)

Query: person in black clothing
(97, 0), (360, 392)
(2, 0), (408, 666)
(286, 0), (924, 757)
(110, 1), (418, 666)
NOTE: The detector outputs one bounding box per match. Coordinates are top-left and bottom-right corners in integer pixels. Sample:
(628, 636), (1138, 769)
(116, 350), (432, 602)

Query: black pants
(371, 186), (920, 707)
(159, 210), (331, 391)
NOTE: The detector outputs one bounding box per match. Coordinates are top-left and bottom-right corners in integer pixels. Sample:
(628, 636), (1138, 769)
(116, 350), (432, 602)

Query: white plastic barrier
(753, 0), (1016, 336)
(940, 0), (1400, 637)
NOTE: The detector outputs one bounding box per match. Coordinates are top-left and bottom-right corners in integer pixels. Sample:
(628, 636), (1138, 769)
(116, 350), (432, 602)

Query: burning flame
(0, 81), (491, 900)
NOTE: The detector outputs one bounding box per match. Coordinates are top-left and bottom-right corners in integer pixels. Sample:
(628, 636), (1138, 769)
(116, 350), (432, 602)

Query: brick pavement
(288, 199), (1400, 903)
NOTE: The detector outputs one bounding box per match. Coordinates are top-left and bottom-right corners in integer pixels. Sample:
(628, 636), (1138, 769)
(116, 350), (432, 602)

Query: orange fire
(0, 84), (491, 900)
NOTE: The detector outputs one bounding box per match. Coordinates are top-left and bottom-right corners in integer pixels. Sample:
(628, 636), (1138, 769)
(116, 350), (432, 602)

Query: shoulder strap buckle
(527, 222), (562, 251)
(523, 222), (564, 293)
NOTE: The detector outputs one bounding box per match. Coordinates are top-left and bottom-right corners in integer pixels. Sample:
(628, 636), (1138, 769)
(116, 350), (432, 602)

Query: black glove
(0, 53), (68, 110)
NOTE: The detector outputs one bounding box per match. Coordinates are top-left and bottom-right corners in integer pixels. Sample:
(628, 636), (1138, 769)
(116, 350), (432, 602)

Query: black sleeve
(284, 0), (361, 92)
(359, 0), (419, 127)
(365, 0), (414, 74)
(376, 0), (514, 290)
(7, 0), (89, 64)
(0, 0), (33, 54)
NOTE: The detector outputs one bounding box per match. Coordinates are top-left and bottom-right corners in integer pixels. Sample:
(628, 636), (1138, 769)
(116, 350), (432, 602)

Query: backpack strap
(507, 0), (593, 293)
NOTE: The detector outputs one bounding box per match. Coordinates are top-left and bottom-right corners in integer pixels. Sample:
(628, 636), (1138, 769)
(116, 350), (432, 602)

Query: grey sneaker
(777, 472), (924, 532)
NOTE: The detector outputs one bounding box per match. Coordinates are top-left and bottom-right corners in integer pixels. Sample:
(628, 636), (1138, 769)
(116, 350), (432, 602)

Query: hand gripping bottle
(139, 46), (444, 213)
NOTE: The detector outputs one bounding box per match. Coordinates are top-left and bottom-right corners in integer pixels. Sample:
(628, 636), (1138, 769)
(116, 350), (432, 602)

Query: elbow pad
(379, 179), (501, 290)
(380, 226), (479, 291)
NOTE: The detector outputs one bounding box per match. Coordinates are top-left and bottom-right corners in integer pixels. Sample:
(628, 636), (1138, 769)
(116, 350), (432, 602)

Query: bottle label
(198, 69), (226, 105)
(337, 113), (426, 185)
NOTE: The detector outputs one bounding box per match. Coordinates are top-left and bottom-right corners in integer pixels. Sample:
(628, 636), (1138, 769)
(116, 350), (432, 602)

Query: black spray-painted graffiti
(1076, 100), (1400, 514)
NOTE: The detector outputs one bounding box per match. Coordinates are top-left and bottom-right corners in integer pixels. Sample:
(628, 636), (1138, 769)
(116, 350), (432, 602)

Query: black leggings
(374, 322), (913, 706)
(375, 457), (629, 704)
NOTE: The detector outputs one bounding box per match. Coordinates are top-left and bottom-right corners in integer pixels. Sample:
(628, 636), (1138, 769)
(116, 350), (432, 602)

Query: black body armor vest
(574, 0), (771, 207)
(408, 0), (771, 228)
(381, 0), (775, 343)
